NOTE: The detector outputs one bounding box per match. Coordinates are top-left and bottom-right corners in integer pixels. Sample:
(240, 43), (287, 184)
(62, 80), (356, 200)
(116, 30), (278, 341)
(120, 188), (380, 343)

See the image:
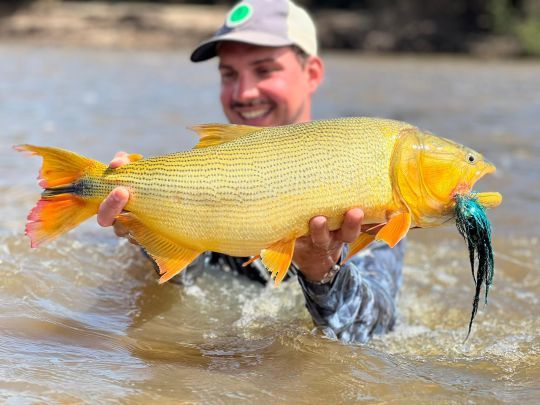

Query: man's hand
(97, 152), (134, 242)
(293, 208), (364, 282)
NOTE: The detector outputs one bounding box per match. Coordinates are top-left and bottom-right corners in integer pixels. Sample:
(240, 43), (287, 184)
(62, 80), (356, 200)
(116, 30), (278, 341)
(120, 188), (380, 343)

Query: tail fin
(15, 144), (106, 247)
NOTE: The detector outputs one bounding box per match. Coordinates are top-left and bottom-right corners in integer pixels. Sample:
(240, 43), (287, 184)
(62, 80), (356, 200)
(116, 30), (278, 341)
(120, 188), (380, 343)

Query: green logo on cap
(226, 2), (253, 27)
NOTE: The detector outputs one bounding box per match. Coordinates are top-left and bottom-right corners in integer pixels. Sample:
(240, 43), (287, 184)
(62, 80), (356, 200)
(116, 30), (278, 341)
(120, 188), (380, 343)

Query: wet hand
(96, 152), (136, 244)
(293, 208), (364, 282)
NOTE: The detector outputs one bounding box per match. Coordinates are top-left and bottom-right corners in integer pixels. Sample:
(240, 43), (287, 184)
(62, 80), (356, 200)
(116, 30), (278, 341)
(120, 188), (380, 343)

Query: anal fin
(260, 239), (295, 287)
(116, 213), (201, 283)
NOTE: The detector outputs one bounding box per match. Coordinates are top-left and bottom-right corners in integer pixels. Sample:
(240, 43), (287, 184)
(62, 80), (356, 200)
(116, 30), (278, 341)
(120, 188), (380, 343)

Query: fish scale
(100, 118), (400, 254)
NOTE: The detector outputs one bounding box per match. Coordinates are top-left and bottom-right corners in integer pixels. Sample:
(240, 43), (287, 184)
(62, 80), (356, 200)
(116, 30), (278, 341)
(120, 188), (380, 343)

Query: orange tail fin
(15, 144), (106, 247)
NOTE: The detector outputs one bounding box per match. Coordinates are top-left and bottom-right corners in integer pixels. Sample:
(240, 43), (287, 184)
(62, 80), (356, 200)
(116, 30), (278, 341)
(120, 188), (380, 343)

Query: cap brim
(190, 31), (294, 62)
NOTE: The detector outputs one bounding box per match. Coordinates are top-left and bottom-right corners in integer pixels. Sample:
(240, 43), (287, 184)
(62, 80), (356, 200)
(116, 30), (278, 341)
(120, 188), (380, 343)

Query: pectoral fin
(260, 238), (296, 287)
(341, 233), (375, 265)
(242, 255), (260, 267)
(116, 213), (201, 283)
(375, 212), (411, 247)
(475, 192), (502, 209)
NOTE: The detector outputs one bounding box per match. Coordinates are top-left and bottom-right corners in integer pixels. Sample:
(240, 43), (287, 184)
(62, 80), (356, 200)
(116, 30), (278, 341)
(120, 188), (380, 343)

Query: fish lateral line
(41, 182), (85, 198)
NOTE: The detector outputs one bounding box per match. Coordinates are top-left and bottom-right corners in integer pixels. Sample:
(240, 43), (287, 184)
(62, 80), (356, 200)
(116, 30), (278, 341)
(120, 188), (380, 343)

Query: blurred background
(1, 0), (540, 56)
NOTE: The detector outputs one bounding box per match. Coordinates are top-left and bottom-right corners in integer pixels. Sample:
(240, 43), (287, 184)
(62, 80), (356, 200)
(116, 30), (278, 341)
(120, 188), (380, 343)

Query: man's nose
(233, 74), (260, 101)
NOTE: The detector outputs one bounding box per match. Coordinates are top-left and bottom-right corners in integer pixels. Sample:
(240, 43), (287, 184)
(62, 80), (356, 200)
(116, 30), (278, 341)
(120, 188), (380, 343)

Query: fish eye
(466, 153), (476, 164)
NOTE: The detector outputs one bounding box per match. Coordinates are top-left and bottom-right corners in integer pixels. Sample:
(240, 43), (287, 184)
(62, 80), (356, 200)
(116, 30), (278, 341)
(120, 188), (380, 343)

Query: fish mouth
(455, 160), (502, 208)
(453, 160), (497, 198)
(470, 160), (496, 188)
(481, 160), (496, 176)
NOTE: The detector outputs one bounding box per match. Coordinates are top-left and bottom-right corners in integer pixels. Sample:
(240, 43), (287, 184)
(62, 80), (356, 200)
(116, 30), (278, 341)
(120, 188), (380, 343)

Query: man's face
(217, 42), (321, 127)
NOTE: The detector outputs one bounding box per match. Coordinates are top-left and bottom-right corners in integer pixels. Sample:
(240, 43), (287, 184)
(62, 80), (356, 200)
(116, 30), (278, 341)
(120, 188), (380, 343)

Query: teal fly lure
(454, 193), (495, 339)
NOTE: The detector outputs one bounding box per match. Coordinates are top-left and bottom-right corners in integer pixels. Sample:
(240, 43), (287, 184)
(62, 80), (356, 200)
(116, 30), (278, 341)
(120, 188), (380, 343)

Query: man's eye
(256, 67), (273, 77)
(220, 71), (236, 82)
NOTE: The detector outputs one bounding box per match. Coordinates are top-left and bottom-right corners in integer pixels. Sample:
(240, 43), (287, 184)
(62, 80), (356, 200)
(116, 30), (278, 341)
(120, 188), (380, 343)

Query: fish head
(392, 127), (501, 227)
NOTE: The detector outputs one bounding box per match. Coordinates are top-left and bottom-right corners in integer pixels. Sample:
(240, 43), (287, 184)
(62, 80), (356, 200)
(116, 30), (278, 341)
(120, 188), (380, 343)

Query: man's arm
(296, 240), (405, 344)
(292, 212), (404, 343)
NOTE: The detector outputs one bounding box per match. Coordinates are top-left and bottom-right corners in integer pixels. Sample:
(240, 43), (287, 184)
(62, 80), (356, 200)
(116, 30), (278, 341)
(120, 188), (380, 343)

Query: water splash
(454, 193), (495, 340)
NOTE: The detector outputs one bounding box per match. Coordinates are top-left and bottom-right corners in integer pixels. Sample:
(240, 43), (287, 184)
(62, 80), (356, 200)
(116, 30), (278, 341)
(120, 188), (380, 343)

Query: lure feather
(454, 193), (495, 340)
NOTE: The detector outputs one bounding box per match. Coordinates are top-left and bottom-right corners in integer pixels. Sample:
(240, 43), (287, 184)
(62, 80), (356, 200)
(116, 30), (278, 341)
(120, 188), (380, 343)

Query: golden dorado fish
(16, 117), (502, 285)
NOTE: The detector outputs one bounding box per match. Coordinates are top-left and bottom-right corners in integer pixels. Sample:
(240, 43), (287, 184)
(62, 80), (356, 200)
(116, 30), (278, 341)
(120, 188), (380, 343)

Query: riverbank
(0, 2), (225, 49)
(0, 1), (524, 57)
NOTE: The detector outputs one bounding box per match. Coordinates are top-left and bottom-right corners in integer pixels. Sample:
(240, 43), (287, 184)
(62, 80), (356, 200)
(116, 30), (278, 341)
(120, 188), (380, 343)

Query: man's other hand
(97, 152), (134, 242)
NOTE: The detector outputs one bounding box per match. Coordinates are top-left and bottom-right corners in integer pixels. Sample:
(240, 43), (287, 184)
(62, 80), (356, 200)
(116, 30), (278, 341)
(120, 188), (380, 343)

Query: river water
(1, 45), (538, 403)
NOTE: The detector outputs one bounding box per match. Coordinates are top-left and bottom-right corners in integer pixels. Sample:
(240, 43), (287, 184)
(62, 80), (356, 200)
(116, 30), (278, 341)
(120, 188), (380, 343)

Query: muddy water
(1, 45), (538, 402)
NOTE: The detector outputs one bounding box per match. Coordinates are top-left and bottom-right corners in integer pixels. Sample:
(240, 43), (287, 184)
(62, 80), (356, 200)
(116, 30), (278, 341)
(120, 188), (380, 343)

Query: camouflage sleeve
(297, 240), (406, 343)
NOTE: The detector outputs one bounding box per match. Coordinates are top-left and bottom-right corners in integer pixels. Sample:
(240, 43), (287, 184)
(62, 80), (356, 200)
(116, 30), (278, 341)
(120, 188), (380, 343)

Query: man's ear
(305, 55), (324, 94)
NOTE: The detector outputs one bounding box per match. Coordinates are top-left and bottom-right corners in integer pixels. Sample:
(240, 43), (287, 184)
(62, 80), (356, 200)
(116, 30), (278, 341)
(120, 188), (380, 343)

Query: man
(97, 0), (405, 343)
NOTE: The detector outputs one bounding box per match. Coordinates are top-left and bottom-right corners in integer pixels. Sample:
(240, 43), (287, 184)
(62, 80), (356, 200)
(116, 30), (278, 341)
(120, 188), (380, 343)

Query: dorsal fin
(189, 123), (263, 149)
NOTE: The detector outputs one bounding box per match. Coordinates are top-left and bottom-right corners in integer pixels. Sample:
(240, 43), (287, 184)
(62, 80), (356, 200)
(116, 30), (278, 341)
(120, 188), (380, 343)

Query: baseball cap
(190, 0), (317, 62)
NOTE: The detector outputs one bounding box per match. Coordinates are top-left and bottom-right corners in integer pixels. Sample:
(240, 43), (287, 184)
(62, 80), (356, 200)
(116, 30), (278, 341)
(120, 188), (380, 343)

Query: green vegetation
(491, 0), (540, 55)
(516, 17), (540, 55)
(4, 0), (540, 56)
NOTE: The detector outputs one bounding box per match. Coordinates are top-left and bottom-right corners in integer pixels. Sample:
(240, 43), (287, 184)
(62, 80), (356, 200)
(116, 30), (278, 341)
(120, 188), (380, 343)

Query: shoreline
(0, 2), (227, 50)
(0, 1), (525, 58)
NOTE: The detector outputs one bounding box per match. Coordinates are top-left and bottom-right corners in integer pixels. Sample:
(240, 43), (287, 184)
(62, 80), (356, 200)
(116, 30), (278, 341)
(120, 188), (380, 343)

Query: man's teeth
(239, 108), (269, 119)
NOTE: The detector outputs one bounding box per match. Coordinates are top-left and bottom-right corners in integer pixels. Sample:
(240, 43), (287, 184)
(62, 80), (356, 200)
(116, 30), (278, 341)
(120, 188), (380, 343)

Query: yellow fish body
(17, 117), (502, 285)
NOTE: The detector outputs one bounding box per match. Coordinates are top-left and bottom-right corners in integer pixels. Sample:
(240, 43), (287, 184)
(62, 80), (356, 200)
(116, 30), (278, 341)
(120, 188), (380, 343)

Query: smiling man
(97, 0), (405, 343)
(193, 0), (322, 127)
(217, 43), (318, 126)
